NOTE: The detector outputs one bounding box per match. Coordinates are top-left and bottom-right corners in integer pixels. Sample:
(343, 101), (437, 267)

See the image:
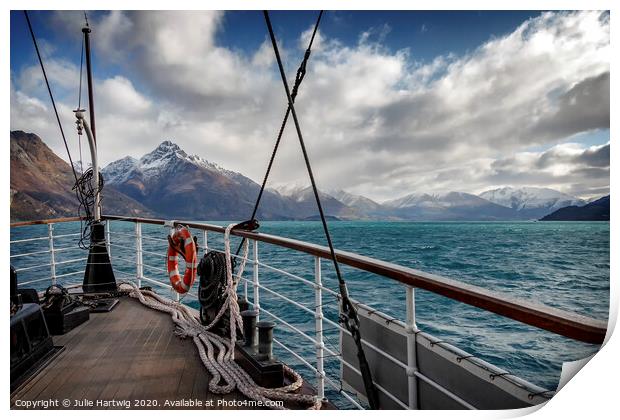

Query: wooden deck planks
(10, 297), (257, 410)
(11, 296), (333, 410)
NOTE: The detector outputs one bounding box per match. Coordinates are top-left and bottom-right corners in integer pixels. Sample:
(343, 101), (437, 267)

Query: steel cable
(234, 10), (323, 257)
(263, 10), (380, 409)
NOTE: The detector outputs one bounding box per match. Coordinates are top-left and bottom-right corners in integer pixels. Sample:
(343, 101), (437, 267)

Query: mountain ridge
(102, 141), (360, 220)
(11, 132), (607, 222)
(101, 143), (608, 220)
(480, 186), (586, 219)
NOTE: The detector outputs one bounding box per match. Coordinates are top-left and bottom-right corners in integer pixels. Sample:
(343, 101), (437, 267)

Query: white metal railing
(175, 238), (450, 409)
(10, 222), (86, 288)
(11, 216), (595, 409)
(253, 240), (260, 320)
(405, 286), (418, 409)
(9, 219), (401, 408)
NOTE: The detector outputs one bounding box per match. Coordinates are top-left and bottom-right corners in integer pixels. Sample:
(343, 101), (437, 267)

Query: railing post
(253, 239), (260, 320)
(314, 256), (325, 400)
(105, 219), (111, 258)
(48, 223), (56, 286)
(406, 286), (418, 409)
(135, 222), (143, 288)
(244, 272), (249, 302)
(202, 229), (208, 253)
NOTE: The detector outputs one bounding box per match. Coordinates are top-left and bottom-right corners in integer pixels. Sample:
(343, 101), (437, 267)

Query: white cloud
(252, 40), (276, 68)
(11, 11), (610, 201)
(97, 76), (152, 115)
(483, 142), (610, 199)
(16, 58), (80, 94)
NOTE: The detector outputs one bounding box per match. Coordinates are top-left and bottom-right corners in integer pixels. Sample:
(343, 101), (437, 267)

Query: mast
(82, 26), (96, 144)
(77, 22), (116, 293)
(80, 23), (100, 221)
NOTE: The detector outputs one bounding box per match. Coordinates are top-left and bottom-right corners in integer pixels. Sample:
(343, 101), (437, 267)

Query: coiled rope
(120, 223), (321, 409)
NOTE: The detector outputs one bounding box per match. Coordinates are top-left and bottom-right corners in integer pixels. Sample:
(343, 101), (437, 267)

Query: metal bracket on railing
(233, 219), (260, 232)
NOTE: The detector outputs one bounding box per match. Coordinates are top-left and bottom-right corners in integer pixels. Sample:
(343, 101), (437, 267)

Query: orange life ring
(167, 226), (197, 294)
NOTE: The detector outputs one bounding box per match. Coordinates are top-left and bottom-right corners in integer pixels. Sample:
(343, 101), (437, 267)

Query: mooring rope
(121, 223), (321, 409)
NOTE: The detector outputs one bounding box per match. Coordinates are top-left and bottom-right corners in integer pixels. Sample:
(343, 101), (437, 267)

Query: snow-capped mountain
(103, 141), (250, 184)
(480, 187), (585, 219)
(71, 160), (100, 174)
(328, 189), (383, 215)
(383, 192), (441, 209)
(11, 133), (605, 222)
(383, 191), (519, 220)
(101, 145), (557, 221)
(269, 184), (359, 219)
(102, 141), (291, 219)
(269, 182), (314, 202)
(102, 156), (138, 184)
(102, 141), (360, 220)
(98, 141), (593, 221)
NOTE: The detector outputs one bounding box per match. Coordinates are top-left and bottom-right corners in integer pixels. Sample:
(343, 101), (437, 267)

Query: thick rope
(121, 223), (321, 409)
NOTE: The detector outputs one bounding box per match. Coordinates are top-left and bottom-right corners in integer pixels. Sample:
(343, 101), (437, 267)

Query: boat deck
(11, 297), (319, 410)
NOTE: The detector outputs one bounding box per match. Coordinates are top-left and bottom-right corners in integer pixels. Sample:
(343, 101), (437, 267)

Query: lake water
(10, 220), (609, 406)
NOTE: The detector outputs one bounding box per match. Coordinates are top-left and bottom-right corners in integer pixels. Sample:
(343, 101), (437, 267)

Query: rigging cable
(262, 11), (380, 409)
(24, 11), (80, 186)
(24, 10), (101, 249)
(234, 10), (323, 257)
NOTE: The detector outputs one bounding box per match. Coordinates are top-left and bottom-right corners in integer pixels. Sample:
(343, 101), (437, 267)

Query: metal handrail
(10, 215), (608, 343)
(10, 216), (83, 227)
(100, 214), (607, 344)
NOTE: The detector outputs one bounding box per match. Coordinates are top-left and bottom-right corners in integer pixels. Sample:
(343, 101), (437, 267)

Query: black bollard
(83, 222), (116, 293)
(237, 295), (250, 312)
(257, 321), (275, 361)
(241, 310), (258, 349)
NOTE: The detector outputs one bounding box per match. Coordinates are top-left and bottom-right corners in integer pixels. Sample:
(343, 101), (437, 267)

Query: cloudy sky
(10, 10), (610, 201)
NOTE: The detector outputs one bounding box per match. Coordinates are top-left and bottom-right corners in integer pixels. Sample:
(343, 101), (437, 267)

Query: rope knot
(174, 323), (204, 339)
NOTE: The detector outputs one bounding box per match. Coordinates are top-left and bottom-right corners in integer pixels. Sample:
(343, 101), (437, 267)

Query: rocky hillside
(10, 131), (153, 222)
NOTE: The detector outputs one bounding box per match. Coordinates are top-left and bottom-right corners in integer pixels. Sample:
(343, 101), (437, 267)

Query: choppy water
(10, 221), (609, 406)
